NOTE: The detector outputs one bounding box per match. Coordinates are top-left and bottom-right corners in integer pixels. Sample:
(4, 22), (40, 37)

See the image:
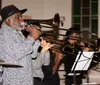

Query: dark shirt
(62, 41), (81, 74)
(42, 50), (60, 85)
(42, 50), (54, 77)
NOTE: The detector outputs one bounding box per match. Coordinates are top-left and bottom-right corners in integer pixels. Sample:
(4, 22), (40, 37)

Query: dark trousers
(43, 72), (60, 85)
(34, 77), (45, 85)
(65, 75), (82, 85)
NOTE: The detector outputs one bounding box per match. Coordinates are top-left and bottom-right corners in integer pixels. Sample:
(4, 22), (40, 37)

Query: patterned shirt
(0, 24), (35, 85)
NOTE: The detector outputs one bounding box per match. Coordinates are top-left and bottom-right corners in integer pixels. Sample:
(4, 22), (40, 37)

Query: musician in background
(62, 27), (82, 85)
(22, 23), (54, 85)
(32, 39), (51, 85)
(79, 39), (100, 82)
(41, 34), (63, 85)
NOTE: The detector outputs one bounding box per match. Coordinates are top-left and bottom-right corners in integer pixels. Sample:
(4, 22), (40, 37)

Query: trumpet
(22, 12), (99, 53)
(24, 13), (61, 33)
(23, 12), (99, 41)
(39, 36), (81, 56)
(24, 13), (60, 27)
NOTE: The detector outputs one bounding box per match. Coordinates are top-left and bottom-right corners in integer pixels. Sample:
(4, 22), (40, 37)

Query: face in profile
(68, 32), (80, 44)
(31, 26), (41, 40)
(6, 12), (25, 31)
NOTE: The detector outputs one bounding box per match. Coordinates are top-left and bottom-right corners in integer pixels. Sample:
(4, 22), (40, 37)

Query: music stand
(71, 51), (94, 85)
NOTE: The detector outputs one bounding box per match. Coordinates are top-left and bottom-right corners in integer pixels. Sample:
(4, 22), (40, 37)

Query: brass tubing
(41, 32), (66, 36)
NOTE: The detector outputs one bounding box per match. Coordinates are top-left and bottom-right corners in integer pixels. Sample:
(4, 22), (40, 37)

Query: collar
(2, 24), (20, 33)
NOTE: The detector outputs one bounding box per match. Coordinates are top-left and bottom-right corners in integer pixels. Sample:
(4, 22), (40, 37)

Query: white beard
(10, 19), (24, 31)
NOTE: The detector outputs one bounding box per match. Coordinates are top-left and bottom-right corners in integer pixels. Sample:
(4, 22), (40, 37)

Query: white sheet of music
(71, 51), (94, 71)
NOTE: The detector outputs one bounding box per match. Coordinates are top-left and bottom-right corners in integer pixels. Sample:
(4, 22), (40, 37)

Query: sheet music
(71, 51), (94, 71)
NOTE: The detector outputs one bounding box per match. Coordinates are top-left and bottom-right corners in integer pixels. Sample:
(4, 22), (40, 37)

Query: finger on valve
(25, 25), (37, 32)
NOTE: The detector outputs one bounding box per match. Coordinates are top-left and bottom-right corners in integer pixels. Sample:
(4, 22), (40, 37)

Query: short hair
(27, 22), (41, 28)
(65, 27), (80, 36)
(32, 22), (41, 28)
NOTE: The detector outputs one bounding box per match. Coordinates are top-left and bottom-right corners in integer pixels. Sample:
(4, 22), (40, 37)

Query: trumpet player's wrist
(41, 48), (47, 53)
(27, 35), (31, 39)
(27, 35), (36, 41)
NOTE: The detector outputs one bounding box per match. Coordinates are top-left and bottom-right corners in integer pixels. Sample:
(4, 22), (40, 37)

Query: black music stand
(71, 51), (94, 85)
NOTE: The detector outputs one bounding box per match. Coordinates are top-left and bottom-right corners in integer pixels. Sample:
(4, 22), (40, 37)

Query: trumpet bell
(24, 13), (60, 39)
(24, 13), (60, 28)
(53, 13), (60, 27)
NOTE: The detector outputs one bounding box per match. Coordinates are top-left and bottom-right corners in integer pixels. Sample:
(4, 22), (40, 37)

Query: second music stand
(71, 51), (94, 85)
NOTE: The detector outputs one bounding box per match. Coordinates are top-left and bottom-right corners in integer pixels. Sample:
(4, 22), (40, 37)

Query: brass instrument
(39, 36), (80, 56)
(24, 13), (60, 27)
(23, 13), (100, 63)
(23, 13), (99, 42)
(24, 13), (62, 39)
(24, 13), (60, 33)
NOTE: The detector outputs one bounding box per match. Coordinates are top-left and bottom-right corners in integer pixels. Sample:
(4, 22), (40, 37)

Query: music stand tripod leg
(86, 71), (89, 83)
(73, 70), (76, 85)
